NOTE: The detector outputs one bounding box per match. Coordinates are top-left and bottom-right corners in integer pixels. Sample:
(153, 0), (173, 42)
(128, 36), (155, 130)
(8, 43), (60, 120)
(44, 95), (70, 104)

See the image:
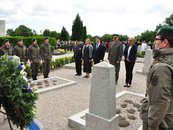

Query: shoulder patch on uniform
(151, 75), (158, 86)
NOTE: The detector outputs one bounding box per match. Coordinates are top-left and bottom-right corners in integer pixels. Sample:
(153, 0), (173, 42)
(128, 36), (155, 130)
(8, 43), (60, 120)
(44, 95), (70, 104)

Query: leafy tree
(155, 23), (163, 32)
(101, 34), (113, 42)
(140, 30), (155, 43)
(119, 35), (128, 41)
(71, 13), (83, 41)
(87, 34), (94, 42)
(50, 31), (60, 39)
(14, 25), (33, 36)
(43, 29), (51, 36)
(60, 26), (69, 41)
(134, 35), (142, 43)
(82, 26), (87, 42)
(6, 29), (15, 36)
(165, 13), (173, 26)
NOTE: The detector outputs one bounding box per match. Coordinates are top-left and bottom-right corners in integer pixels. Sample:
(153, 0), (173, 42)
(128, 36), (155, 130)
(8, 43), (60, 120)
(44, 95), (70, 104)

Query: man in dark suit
(74, 40), (83, 76)
(124, 37), (137, 87)
(92, 36), (105, 64)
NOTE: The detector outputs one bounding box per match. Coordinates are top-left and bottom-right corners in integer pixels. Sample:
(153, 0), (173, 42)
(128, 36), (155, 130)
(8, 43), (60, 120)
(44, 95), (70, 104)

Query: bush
(26, 56), (74, 77)
(137, 51), (146, 58)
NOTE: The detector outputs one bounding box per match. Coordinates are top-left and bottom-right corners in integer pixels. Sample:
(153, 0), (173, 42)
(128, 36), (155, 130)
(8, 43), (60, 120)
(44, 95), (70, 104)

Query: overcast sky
(0, 0), (173, 36)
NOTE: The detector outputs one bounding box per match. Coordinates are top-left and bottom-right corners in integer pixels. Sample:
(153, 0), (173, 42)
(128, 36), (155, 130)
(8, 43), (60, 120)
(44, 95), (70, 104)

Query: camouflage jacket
(13, 44), (27, 62)
(0, 46), (13, 56)
(39, 43), (52, 61)
(28, 44), (40, 63)
(140, 48), (173, 130)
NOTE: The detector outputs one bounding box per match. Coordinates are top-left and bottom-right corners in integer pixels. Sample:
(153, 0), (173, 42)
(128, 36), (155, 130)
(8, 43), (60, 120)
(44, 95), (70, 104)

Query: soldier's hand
(148, 128), (152, 130)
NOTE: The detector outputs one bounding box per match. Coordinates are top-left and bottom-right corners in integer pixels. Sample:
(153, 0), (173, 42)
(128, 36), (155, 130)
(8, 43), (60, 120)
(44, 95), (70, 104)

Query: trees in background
(60, 26), (69, 41)
(6, 13), (173, 43)
(71, 13), (83, 41)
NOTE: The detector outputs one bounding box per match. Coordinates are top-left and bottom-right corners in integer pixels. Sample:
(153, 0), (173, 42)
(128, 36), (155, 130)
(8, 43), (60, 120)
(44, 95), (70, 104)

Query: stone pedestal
(142, 49), (153, 74)
(86, 61), (117, 130)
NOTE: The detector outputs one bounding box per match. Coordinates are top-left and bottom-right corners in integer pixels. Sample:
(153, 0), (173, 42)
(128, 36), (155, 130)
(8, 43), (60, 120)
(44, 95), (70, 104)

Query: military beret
(17, 38), (23, 42)
(44, 37), (49, 40)
(156, 25), (173, 37)
(3, 39), (9, 44)
(113, 34), (120, 37)
(32, 38), (37, 43)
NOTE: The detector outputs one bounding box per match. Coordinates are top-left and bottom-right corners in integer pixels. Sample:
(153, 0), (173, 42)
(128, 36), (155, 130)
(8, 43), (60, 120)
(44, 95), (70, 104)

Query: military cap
(17, 38), (23, 42)
(32, 38), (37, 43)
(44, 37), (49, 40)
(3, 39), (9, 44)
(156, 26), (173, 37)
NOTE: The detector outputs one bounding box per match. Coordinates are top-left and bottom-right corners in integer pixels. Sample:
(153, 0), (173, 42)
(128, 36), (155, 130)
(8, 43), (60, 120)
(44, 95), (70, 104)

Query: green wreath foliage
(0, 55), (38, 129)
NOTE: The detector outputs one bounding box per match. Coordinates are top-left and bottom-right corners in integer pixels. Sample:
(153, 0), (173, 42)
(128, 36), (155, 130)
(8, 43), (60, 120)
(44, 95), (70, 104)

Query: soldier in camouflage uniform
(13, 39), (27, 63)
(140, 26), (173, 130)
(40, 37), (52, 78)
(28, 39), (40, 80)
(0, 39), (13, 56)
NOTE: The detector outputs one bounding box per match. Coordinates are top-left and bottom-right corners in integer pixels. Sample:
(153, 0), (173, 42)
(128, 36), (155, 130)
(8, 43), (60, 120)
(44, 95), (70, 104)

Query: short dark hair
(160, 36), (173, 47)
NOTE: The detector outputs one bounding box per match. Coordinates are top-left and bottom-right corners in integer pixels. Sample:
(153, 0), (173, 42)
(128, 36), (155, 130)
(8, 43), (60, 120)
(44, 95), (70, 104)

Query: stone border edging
(31, 76), (77, 94)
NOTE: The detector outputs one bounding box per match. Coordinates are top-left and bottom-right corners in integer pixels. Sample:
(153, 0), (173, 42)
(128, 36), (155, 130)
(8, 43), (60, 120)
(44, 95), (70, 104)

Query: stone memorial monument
(0, 19), (5, 36)
(142, 49), (153, 74)
(85, 61), (117, 130)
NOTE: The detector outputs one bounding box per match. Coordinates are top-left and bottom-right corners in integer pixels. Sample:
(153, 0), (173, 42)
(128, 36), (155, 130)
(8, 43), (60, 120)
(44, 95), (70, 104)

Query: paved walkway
(36, 61), (146, 130)
(0, 53), (146, 130)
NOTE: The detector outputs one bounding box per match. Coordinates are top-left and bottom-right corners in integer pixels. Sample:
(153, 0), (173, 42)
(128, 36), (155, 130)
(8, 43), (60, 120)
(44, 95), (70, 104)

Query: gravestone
(142, 49), (153, 74)
(86, 61), (117, 130)
(137, 45), (141, 54)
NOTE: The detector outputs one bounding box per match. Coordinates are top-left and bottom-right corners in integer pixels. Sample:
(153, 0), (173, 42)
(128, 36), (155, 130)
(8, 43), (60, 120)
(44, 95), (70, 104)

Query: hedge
(0, 36), (56, 48)
(26, 56), (74, 77)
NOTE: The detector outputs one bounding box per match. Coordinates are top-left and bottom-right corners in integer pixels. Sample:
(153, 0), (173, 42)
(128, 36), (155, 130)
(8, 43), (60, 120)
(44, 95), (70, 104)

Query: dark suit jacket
(73, 44), (83, 61)
(124, 44), (137, 63)
(92, 43), (105, 64)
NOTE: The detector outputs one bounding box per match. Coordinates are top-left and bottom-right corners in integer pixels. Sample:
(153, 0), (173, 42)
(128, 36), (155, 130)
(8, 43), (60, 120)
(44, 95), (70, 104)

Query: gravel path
(0, 60), (146, 130)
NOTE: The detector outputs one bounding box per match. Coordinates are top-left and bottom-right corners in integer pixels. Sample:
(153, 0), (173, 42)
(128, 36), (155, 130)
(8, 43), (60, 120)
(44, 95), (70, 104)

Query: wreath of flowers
(0, 55), (38, 129)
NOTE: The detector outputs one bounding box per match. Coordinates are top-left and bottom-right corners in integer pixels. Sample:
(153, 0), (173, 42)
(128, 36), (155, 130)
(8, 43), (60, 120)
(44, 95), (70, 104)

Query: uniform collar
(153, 48), (173, 65)
(153, 48), (173, 59)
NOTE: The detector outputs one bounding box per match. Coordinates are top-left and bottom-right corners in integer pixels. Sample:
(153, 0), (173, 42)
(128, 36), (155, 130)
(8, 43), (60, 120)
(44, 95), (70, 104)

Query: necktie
(96, 44), (99, 49)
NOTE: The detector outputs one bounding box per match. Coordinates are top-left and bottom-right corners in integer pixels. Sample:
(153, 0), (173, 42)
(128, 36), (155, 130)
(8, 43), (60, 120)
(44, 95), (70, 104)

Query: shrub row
(137, 51), (146, 58)
(0, 36), (56, 49)
(26, 56), (74, 77)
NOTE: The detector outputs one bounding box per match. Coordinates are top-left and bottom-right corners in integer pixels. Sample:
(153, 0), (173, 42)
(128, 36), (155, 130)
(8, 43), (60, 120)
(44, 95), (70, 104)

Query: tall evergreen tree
(82, 26), (87, 42)
(71, 13), (83, 41)
(60, 26), (69, 41)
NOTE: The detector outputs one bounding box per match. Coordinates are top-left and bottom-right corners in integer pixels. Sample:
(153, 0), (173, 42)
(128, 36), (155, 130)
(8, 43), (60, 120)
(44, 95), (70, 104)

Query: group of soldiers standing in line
(0, 37), (53, 80)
